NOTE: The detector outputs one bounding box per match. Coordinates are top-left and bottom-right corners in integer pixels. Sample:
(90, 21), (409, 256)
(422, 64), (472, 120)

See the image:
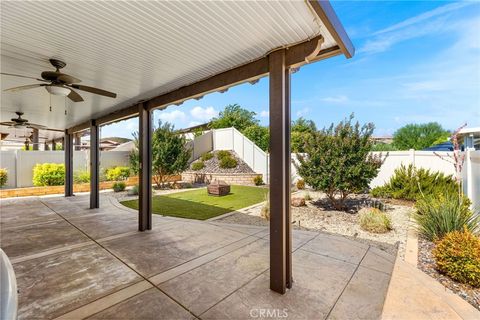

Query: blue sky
(102, 1), (480, 139)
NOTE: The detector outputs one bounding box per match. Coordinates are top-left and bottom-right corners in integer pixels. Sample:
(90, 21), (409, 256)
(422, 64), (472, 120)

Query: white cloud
(188, 121), (201, 127)
(321, 95), (349, 103)
(190, 106), (218, 122)
(296, 107), (310, 117)
(260, 110), (269, 117)
(359, 2), (476, 55)
(157, 109), (186, 122)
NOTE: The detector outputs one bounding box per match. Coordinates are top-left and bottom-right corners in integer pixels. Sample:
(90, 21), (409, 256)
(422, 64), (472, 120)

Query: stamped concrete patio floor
(0, 194), (395, 320)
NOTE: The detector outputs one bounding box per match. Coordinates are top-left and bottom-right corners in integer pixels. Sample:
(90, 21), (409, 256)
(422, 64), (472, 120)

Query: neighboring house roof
(111, 141), (136, 152)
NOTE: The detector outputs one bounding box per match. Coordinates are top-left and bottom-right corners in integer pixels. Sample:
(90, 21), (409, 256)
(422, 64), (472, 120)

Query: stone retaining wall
(181, 172), (261, 186)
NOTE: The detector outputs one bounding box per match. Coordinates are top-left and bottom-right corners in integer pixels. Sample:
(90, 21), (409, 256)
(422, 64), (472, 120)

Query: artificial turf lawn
(121, 185), (268, 220)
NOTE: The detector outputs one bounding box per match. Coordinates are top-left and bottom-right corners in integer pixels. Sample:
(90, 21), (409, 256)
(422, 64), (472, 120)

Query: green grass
(121, 185), (268, 220)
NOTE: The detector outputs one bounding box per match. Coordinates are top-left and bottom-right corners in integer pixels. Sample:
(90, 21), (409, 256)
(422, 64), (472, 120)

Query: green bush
(112, 182), (126, 192)
(371, 164), (458, 201)
(253, 175), (264, 186)
(191, 161), (205, 171)
(33, 163), (65, 186)
(105, 166), (131, 181)
(201, 152), (213, 161)
(414, 193), (479, 241)
(296, 179), (305, 190)
(0, 168), (7, 187)
(433, 228), (480, 287)
(128, 184), (139, 196)
(216, 150), (231, 160)
(359, 208), (392, 233)
(219, 156), (237, 169)
(73, 170), (90, 184)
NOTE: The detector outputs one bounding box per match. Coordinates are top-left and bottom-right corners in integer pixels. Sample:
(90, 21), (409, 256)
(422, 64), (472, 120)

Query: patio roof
(0, 0), (352, 131)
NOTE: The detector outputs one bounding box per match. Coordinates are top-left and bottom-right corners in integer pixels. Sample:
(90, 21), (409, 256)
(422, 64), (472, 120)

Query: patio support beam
(269, 49), (292, 294)
(51, 140), (56, 151)
(74, 133), (81, 151)
(32, 128), (39, 151)
(64, 131), (74, 197)
(138, 103), (152, 231)
(90, 120), (100, 209)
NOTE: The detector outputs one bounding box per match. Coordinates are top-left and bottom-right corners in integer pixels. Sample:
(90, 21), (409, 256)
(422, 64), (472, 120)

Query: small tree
(296, 114), (382, 210)
(209, 104), (258, 131)
(130, 121), (191, 188)
(393, 122), (449, 150)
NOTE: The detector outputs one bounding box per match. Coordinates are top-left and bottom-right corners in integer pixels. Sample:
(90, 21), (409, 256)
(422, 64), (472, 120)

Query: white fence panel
(464, 150), (480, 210)
(100, 151), (131, 171)
(0, 151), (16, 188)
(233, 130), (244, 159)
(213, 128), (234, 150)
(189, 131), (213, 161)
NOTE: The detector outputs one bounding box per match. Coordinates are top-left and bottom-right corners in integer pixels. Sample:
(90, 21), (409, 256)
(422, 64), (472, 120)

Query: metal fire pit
(207, 180), (230, 196)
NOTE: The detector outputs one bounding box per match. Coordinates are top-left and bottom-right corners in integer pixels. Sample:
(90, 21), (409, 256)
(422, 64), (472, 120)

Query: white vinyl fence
(0, 150), (130, 188)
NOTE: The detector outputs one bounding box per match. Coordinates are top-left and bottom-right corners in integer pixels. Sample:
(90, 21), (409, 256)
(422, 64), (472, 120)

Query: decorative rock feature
(291, 197), (306, 207)
(182, 172), (262, 186)
(207, 180), (231, 196)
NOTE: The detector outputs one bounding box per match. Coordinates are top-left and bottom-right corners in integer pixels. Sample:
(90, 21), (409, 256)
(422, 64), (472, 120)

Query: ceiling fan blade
(57, 74), (81, 84)
(70, 84), (117, 98)
(0, 122), (15, 126)
(3, 84), (46, 92)
(27, 123), (48, 130)
(1, 72), (49, 82)
(67, 89), (84, 102)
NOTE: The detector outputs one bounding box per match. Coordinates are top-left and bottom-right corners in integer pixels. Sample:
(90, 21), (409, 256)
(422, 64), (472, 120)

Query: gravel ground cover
(186, 151), (254, 174)
(216, 190), (412, 258)
(418, 238), (480, 310)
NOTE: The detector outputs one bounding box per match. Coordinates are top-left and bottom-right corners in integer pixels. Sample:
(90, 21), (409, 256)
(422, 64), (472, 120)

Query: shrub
(371, 164), (458, 201)
(253, 175), (263, 186)
(219, 156), (238, 169)
(112, 182), (126, 192)
(216, 150), (231, 160)
(0, 168), (7, 187)
(128, 185), (139, 196)
(433, 228), (480, 287)
(414, 193), (479, 241)
(105, 166), (131, 181)
(33, 163), (65, 186)
(191, 161), (205, 171)
(359, 208), (392, 234)
(73, 170), (90, 184)
(296, 179), (305, 190)
(304, 192), (312, 201)
(296, 114), (382, 210)
(201, 152), (214, 161)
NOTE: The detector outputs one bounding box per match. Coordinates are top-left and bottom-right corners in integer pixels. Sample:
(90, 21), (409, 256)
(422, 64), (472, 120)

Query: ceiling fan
(1, 59), (117, 102)
(0, 111), (47, 130)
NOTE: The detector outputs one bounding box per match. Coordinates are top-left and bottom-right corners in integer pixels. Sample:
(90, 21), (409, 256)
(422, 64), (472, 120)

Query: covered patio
(1, 194), (394, 319)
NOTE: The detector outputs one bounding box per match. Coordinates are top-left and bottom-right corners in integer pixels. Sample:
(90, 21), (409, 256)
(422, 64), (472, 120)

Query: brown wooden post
(32, 128), (39, 150)
(90, 121), (100, 209)
(65, 131), (74, 197)
(52, 140), (56, 151)
(269, 49), (292, 294)
(138, 103), (152, 231)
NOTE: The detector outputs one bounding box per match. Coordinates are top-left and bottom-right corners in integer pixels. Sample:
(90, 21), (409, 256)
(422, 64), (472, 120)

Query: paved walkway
(1, 194), (395, 319)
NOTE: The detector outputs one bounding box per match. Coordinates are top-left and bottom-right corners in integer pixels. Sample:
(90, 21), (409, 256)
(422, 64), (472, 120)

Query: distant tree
(393, 122), (449, 150)
(296, 114), (382, 210)
(371, 143), (397, 151)
(130, 121), (191, 188)
(243, 124), (269, 151)
(291, 117), (317, 153)
(210, 104), (258, 131)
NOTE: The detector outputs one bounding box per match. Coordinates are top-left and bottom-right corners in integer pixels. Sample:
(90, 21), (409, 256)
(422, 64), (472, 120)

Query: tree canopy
(392, 122), (449, 150)
(209, 104), (258, 132)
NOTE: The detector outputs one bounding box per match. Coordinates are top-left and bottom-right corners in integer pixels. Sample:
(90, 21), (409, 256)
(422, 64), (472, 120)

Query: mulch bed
(418, 238), (480, 310)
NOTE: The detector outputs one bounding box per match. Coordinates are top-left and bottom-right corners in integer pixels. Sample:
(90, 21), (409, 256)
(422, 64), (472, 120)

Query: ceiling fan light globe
(45, 85), (71, 96)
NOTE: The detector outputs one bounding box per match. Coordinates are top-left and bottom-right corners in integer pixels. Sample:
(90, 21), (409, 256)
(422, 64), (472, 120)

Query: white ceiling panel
(1, 0), (338, 130)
